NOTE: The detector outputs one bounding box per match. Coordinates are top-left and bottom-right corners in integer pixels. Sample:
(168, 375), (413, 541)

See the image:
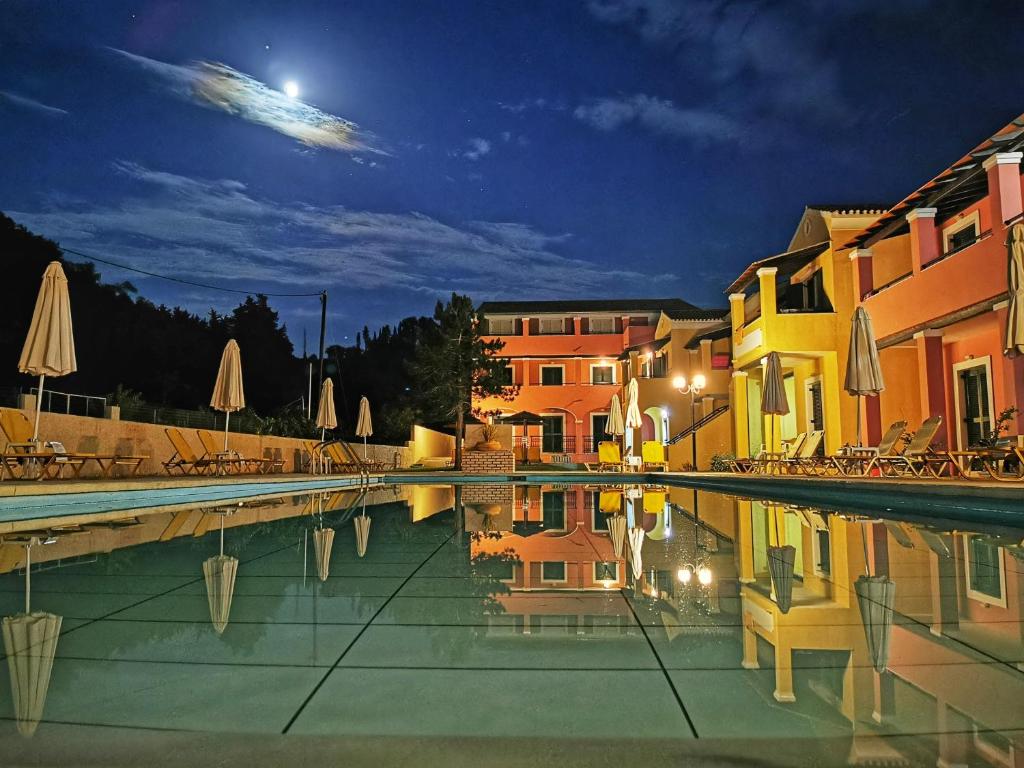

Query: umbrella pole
(25, 541), (32, 614)
(320, 427), (325, 442)
(32, 373), (45, 445)
(224, 411), (230, 452)
(219, 514), (225, 557)
(857, 396), (863, 447)
(363, 436), (367, 460)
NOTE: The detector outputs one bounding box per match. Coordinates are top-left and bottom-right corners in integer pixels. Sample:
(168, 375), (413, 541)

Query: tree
(411, 293), (516, 469)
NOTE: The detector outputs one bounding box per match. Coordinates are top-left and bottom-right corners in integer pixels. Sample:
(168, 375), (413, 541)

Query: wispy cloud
(0, 90), (68, 116)
(107, 48), (385, 154)
(8, 163), (675, 320)
(463, 137), (492, 161)
(574, 94), (740, 143)
(497, 97), (566, 114)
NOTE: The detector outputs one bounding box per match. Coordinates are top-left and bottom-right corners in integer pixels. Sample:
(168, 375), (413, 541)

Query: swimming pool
(0, 481), (1021, 766)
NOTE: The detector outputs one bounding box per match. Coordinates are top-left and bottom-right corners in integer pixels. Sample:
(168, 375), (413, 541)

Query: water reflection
(0, 481), (1018, 765)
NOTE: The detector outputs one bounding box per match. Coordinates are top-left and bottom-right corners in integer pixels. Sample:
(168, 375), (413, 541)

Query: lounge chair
(196, 429), (272, 474)
(163, 428), (221, 475)
(525, 444), (542, 464)
(866, 416), (955, 478)
(732, 433), (805, 474)
(778, 430), (825, 475)
(0, 408), (145, 480)
(819, 420), (907, 476)
(584, 441), (623, 472)
(598, 489), (623, 514)
(322, 441), (364, 474)
(641, 441), (669, 471)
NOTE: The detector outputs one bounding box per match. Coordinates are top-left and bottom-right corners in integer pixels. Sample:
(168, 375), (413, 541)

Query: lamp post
(672, 373), (706, 471)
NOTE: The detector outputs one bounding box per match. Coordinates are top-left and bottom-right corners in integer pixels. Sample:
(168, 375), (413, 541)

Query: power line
(59, 246), (324, 298)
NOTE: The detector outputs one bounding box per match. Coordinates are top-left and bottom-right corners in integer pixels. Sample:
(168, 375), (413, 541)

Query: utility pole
(317, 291), (327, 393)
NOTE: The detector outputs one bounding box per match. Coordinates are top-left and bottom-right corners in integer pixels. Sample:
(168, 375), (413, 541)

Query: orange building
(475, 299), (728, 463)
(848, 115), (1024, 450)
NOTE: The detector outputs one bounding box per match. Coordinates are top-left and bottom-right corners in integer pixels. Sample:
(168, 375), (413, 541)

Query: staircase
(667, 404), (729, 445)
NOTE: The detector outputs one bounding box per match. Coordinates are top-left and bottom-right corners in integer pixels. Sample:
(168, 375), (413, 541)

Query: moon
(283, 81), (299, 99)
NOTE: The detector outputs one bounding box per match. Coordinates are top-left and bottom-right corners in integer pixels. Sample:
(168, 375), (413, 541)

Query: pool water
(0, 482), (1021, 767)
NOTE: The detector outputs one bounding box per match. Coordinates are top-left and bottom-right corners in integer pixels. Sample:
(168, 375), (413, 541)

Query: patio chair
(734, 433), (805, 474)
(196, 429), (270, 474)
(598, 489), (623, 514)
(819, 420), (908, 476)
(866, 416), (955, 478)
(525, 444), (542, 464)
(641, 441), (669, 472)
(322, 441), (363, 474)
(778, 430), (825, 475)
(163, 428), (221, 475)
(583, 441), (623, 472)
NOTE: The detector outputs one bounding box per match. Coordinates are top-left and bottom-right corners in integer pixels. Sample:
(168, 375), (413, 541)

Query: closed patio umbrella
(3, 540), (62, 738)
(606, 393), (625, 440)
(203, 514), (237, 634)
(844, 307), (885, 446)
(624, 378), (643, 447)
(356, 396), (373, 460)
(354, 514), (371, 557)
(211, 339), (245, 451)
(761, 352), (789, 457)
(855, 575), (896, 673)
(315, 378), (337, 442)
(1006, 222), (1024, 356)
(767, 543), (796, 614)
(608, 514), (627, 559)
(628, 526), (645, 580)
(19, 261), (77, 445)
(313, 526), (335, 582)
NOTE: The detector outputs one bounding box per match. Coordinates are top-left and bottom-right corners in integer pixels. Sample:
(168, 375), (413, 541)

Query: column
(929, 549), (959, 636)
(699, 338), (712, 380)
(914, 330), (947, 446)
(736, 499), (755, 583)
(756, 267), (778, 322)
(729, 292), (746, 337)
(872, 672), (895, 724)
(774, 643), (796, 703)
(936, 701), (971, 768)
(907, 208), (939, 273)
(731, 370), (749, 458)
(820, 352), (842, 455)
(983, 151), (1023, 227)
(849, 248), (873, 301)
(741, 617), (759, 668)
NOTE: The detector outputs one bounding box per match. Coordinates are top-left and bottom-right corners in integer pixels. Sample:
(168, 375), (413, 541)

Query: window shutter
(614, 317), (623, 334)
(565, 317), (574, 334)
(514, 318), (523, 335)
(580, 317), (590, 335)
(529, 318), (539, 335)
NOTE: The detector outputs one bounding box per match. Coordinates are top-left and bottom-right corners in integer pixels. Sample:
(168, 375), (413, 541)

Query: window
(540, 366), (564, 386)
(591, 413), (609, 450)
(964, 536), (1005, 605)
(541, 561), (567, 582)
(959, 364), (991, 448)
(944, 213), (980, 254)
(813, 530), (831, 577)
(591, 365), (614, 385)
(540, 414), (564, 452)
(594, 561), (619, 581)
(542, 491), (566, 530)
(651, 355), (667, 378)
(782, 268), (833, 312)
(487, 317), (515, 335)
(589, 316), (615, 334)
(498, 365), (514, 386)
(538, 317), (565, 335)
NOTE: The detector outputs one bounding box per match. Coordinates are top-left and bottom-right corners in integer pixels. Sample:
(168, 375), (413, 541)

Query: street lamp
(672, 373), (706, 470)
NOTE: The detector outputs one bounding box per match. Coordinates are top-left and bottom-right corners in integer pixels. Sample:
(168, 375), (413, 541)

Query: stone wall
(0, 407), (410, 478)
(461, 449), (515, 474)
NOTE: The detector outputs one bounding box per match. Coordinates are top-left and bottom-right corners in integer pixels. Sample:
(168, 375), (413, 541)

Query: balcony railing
(514, 435), (613, 454)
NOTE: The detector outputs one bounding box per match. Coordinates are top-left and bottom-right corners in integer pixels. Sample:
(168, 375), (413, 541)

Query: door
(590, 414), (608, 453)
(959, 365), (991, 448)
(542, 491), (566, 530)
(541, 415), (564, 453)
(806, 379), (824, 432)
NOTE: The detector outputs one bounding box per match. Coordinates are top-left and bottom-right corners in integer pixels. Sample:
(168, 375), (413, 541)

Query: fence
(119, 402), (226, 431)
(31, 387), (107, 419)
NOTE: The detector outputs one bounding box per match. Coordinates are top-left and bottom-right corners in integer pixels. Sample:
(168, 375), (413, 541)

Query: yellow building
(728, 206), (888, 457)
(616, 306), (733, 469)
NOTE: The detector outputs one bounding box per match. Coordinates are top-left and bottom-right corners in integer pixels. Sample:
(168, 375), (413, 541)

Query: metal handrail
(30, 387), (107, 418)
(668, 404), (729, 445)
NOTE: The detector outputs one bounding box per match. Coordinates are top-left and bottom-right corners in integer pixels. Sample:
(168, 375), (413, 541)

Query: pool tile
(289, 668), (692, 738)
(339, 624), (659, 669)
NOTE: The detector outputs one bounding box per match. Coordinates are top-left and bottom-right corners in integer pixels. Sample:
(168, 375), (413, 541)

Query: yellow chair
(598, 490), (623, 514)
(590, 441), (622, 472)
(641, 441), (669, 471)
(642, 490), (666, 513)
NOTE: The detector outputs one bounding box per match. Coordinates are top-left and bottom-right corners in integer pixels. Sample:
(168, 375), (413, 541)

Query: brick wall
(462, 483), (515, 532)
(461, 449), (515, 474)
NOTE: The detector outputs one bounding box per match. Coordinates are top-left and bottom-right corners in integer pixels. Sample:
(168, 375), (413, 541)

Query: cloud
(497, 97), (566, 114)
(463, 137), (491, 160)
(574, 94), (741, 143)
(8, 163), (675, 319)
(0, 90), (68, 116)
(107, 48), (385, 154)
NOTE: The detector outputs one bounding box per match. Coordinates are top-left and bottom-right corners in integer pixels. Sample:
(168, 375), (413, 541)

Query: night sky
(1, 0), (1022, 347)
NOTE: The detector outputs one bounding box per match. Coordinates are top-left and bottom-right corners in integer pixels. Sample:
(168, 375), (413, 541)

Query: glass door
(541, 415), (564, 453)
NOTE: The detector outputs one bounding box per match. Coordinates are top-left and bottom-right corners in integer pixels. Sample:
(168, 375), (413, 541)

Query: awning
(727, 241), (830, 295)
(616, 336), (670, 361)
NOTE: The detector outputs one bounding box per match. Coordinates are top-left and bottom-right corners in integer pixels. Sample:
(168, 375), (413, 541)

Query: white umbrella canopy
(356, 396), (373, 460)
(210, 339), (245, 451)
(608, 514), (627, 560)
(19, 261), (77, 444)
(624, 377), (643, 429)
(844, 307), (886, 446)
(2, 612), (62, 738)
(354, 514), (371, 558)
(313, 527), (335, 582)
(606, 393), (625, 436)
(315, 378), (337, 441)
(1006, 222), (1024, 356)
(203, 555), (238, 635)
(628, 526), (645, 580)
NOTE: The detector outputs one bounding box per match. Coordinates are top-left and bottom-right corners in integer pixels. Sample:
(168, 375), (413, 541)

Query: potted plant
(476, 422), (502, 451)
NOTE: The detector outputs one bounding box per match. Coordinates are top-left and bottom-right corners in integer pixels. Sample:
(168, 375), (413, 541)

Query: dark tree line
(2, 214), (511, 449)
